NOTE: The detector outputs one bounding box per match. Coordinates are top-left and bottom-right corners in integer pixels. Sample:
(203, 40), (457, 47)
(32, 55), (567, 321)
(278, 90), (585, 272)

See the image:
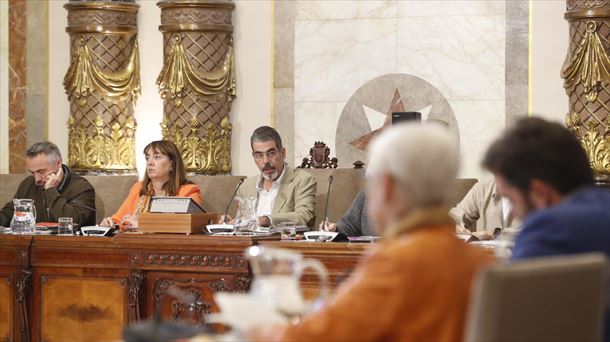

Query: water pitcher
(10, 199), (36, 235)
(235, 197), (257, 232)
(245, 246), (329, 317)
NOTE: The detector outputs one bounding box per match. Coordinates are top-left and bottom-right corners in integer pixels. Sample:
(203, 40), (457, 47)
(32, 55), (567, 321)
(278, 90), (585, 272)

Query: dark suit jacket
(512, 187), (610, 341)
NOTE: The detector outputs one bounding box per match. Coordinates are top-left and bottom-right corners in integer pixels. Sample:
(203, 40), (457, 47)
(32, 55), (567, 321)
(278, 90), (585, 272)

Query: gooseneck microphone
(223, 177), (246, 223)
(321, 175), (334, 230)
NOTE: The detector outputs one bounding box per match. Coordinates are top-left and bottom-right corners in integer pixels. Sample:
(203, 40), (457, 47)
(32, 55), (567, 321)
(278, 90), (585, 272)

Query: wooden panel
(0, 273), (13, 341)
(139, 213), (220, 234)
(145, 271), (249, 327)
(0, 234), (369, 340)
(41, 277), (125, 342)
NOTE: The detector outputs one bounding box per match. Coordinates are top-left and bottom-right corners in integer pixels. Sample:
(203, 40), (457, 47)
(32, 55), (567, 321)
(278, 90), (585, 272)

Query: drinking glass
(58, 217), (73, 236)
(278, 222), (296, 240)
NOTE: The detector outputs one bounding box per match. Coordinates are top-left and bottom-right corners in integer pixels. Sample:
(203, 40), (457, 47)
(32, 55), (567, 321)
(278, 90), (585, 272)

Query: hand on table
(319, 220), (337, 232)
(99, 217), (115, 227)
(257, 216), (271, 227)
(44, 167), (64, 190)
(455, 225), (471, 235)
(219, 215), (235, 224)
(121, 215), (138, 230)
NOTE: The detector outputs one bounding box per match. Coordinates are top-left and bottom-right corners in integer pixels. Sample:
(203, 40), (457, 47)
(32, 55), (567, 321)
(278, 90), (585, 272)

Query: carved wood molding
(235, 274), (251, 293)
(127, 270), (145, 324)
(129, 253), (247, 269)
(16, 268), (32, 342)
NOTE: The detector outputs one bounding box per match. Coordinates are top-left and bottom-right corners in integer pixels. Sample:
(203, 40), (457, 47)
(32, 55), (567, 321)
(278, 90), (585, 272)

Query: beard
(261, 163), (279, 181)
(262, 169), (278, 181)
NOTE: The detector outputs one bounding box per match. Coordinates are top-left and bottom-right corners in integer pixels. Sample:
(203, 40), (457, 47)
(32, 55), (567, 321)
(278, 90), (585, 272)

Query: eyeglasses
(252, 149), (279, 161)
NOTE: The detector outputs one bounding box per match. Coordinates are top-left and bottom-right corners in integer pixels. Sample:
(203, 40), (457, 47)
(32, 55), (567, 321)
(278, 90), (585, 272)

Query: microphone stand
(223, 178), (245, 224)
(321, 175), (334, 231)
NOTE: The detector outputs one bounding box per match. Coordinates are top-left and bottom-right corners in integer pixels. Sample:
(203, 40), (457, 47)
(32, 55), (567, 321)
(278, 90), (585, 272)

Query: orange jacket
(280, 208), (495, 342)
(110, 182), (202, 224)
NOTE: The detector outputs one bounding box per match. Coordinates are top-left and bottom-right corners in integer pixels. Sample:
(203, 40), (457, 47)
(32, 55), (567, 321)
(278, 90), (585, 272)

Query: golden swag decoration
(561, 21), (610, 102)
(63, 2), (140, 173)
(157, 0), (236, 174)
(64, 37), (141, 107)
(157, 34), (236, 107)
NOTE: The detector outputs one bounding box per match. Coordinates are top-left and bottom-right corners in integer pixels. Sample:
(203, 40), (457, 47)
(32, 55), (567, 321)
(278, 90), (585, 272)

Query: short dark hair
(250, 126), (283, 150)
(25, 141), (62, 163)
(483, 117), (593, 194)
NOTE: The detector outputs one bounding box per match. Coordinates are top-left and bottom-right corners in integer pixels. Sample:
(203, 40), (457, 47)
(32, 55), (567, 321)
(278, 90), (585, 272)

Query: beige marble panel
(274, 1), (295, 89)
(295, 18), (396, 102)
(296, 0), (397, 21)
(505, 0), (529, 125)
(451, 100), (505, 179)
(26, 1), (48, 146)
(274, 88), (295, 166)
(398, 0), (505, 17)
(294, 102), (344, 165)
(397, 15), (505, 101)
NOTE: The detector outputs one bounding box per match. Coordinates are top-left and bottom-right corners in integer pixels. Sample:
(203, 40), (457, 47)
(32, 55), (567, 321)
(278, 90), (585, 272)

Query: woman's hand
(99, 217), (115, 227)
(121, 215), (138, 231)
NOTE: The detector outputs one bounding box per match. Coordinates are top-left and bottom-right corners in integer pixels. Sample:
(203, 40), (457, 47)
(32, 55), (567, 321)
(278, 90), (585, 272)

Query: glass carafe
(245, 246), (329, 317)
(10, 199), (36, 235)
(235, 197), (257, 232)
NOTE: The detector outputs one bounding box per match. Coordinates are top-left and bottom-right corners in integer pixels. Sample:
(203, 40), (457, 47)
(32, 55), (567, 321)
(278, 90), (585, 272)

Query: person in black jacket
(0, 141), (96, 227)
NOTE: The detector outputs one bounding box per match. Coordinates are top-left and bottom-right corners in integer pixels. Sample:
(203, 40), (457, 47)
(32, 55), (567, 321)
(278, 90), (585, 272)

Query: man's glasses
(252, 149), (279, 161)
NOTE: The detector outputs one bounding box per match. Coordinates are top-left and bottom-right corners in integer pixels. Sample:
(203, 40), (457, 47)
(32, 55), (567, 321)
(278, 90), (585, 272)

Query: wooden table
(0, 234), (371, 342)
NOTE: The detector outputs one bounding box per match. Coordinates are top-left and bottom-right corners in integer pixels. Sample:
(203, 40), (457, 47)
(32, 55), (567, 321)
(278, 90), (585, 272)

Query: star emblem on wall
(349, 88), (431, 151)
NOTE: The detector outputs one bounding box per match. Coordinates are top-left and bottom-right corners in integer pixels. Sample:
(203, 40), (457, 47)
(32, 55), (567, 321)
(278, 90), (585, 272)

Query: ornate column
(157, 0), (236, 174)
(63, 1), (140, 174)
(562, 0), (610, 185)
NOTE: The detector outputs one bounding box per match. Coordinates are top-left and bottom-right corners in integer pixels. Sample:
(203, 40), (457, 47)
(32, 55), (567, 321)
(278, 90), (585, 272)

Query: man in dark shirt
(483, 117), (610, 341)
(319, 190), (375, 236)
(0, 141), (96, 227)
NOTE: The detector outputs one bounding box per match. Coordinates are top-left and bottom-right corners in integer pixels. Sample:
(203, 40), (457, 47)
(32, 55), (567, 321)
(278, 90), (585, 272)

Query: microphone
(66, 199), (99, 224)
(321, 175), (334, 230)
(223, 177), (245, 223)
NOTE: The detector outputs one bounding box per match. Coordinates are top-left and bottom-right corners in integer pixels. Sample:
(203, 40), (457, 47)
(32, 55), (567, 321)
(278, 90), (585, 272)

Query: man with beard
(249, 123), (494, 341)
(226, 126), (316, 227)
(0, 141), (96, 227)
(482, 117), (610, 341)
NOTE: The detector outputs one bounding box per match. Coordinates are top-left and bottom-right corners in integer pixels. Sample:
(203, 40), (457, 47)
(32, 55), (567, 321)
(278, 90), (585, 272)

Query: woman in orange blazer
(99, 140), (202, 230)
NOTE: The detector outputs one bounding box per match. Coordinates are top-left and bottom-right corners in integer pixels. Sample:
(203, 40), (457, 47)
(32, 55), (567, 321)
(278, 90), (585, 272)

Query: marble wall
(0, 1), (8, 174)
(2, 0), (48, 174)
(275, 0), (529, 179)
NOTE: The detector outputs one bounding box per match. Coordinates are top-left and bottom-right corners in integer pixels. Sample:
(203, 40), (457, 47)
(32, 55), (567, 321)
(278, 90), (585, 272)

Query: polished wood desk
(0, 234), (370, 342)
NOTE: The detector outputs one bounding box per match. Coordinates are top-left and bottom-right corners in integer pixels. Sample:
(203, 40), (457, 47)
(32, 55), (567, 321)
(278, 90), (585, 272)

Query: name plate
(149, 196), (206, 214)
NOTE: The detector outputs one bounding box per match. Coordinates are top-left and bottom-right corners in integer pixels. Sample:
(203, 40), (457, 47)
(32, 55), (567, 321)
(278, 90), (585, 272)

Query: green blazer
(238, 165), (317, 227)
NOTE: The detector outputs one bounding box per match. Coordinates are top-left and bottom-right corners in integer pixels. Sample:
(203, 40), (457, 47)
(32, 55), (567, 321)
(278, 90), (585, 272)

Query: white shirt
(501, 197), (513, 227)
(255, 168), (286, 217)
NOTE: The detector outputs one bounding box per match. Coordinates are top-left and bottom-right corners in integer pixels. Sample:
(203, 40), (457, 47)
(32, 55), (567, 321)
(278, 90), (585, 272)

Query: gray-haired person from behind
(0, 141), (96, 227)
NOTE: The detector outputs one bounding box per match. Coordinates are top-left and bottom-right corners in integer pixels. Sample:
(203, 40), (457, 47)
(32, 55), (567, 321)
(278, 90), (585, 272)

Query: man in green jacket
(0, 141), (96, 227)
(224, 126), (317, 227)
